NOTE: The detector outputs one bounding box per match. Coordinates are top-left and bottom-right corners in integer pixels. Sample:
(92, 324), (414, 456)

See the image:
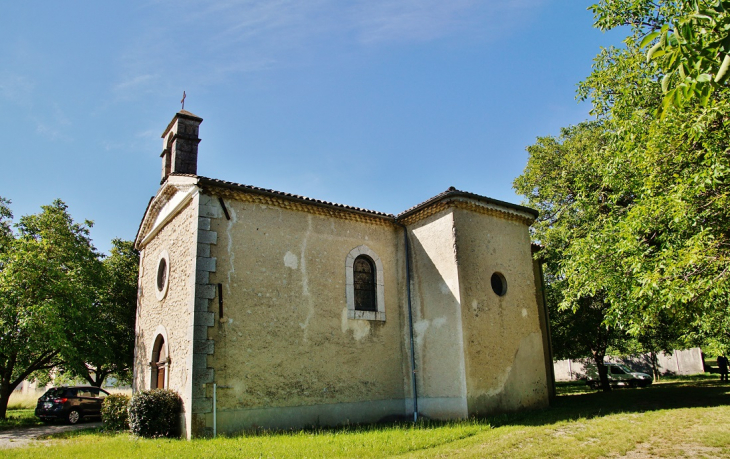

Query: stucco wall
(452, 208), (548, 414)
(407, 209), (469, 419)
(203, 195), (408, 432)
(133, 194), (198, 437)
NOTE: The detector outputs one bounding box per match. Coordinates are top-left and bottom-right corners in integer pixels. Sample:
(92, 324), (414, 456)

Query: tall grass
(8, 392), (40, 410)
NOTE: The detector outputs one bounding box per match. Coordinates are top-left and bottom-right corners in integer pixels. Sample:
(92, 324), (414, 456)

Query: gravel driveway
(0, 421), (101, 449)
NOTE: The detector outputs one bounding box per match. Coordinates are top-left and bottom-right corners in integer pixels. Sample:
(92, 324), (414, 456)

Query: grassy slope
(4, 378), (730, 458)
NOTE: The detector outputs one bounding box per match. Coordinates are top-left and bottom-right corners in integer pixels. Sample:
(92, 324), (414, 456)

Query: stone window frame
(345, 245), (385, 321)
(155, 249), (171, 301)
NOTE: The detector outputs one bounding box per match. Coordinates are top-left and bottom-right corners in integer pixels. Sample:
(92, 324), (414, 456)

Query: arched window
(354, 256), (376, 312)
(345, 245), (385, 321)
(151, 334), (168, 389)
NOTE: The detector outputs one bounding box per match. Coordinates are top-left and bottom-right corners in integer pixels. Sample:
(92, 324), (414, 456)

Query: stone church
(133, 110), (554, 438)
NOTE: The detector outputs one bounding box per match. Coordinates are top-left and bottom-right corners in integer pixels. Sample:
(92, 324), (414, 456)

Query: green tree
(593, 0), (730, 110)
(63, 239), (139, 387)
(582, 1), (730, 351)
(515, 121), (633, 390)
(518, 1), (730, 378)
(0, 199), (102, 418)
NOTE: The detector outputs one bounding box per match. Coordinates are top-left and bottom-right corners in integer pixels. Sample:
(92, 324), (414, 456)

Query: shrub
(128, 389), (182, 438)
(101, 393), (131, 432)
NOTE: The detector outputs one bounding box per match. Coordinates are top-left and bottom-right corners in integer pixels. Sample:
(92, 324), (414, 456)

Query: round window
(155, 250), (170, 300)
(157, 258), (167, 292)
(491, 272), (507, 296)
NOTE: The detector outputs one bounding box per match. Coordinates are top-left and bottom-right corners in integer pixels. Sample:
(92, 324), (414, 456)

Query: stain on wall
(452, 208), (548, 414)
(204, 197), (408, 431)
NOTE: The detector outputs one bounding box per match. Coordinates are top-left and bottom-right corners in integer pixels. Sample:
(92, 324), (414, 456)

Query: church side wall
(452, 209), (549, 415)
(133, 197), (198, 438)
(406, 209), (469, 419)
(202, 196), (407, 433)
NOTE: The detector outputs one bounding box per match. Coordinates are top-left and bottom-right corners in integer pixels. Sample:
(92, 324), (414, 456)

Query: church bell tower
(160, 110), (203, 183)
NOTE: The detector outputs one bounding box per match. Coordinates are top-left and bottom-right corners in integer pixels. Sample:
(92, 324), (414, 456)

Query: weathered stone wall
(406, 209), (469, 419)
(133, 194), (199, 438)
(452, 208), (549, 414)
(202, 195), (408, 433)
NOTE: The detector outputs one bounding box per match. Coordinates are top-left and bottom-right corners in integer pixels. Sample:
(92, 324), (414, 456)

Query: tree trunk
(0, 350), (59, 418)
(0, 380), (11, 419)
(92, 369), (109, 388)
(593, 352), (611, 392)
(650, 351), (660, 381)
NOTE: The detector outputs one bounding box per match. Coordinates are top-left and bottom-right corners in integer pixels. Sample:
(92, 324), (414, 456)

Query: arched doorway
(151, 334), (168, 389)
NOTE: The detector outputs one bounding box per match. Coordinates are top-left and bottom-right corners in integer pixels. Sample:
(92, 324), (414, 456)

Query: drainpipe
(400, 223), (419, 422)
(213, 384), (231, 438)
(538, 260), (556, 399)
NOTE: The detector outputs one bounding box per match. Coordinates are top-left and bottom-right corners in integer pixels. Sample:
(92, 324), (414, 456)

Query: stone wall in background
(553, 348), (705, 381)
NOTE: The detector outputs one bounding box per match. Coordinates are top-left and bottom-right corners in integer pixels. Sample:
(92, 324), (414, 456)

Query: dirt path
(0, 421), (101, 449)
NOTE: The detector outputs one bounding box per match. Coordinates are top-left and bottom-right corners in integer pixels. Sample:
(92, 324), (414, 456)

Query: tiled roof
(164, 174), (538, 223)
(397, 186), (538, 219)
(178, 109), (202, 120)
(196, 176), (396, 219)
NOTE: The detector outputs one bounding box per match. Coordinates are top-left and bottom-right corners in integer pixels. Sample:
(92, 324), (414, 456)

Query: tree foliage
(63, 239), (139, 387)
(0, 199), (101, 417)
(517, 1), (730, 387)
(0, 198), (139, 417)
(593, 1), (730, 112)
(515, 122), (634, 390)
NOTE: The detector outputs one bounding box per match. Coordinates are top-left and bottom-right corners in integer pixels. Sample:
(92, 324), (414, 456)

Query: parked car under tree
(585, 363), (653, 389)
(35, 386), (109, 424)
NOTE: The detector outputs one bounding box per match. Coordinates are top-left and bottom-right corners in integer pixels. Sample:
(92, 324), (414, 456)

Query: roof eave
(198, 177), (396, 222)
(396, 190), (538, 222)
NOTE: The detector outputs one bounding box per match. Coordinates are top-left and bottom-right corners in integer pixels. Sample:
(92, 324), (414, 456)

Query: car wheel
(629, 380), (637, 388)
(67, 409), (81, 425)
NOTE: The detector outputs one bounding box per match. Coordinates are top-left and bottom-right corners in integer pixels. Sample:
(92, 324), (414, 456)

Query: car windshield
(615, 364), (634, 374)
(39, 388), (65, 401)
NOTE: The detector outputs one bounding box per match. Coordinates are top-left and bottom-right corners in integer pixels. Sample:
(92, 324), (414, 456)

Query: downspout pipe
(399, 223), (419, 422)
(538, 260), (556, 400)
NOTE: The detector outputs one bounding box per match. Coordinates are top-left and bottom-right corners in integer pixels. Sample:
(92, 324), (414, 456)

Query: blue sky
(1, 1), (626, 254)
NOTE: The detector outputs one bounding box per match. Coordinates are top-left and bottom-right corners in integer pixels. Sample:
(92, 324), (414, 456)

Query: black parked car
(35, 386), (110, 424)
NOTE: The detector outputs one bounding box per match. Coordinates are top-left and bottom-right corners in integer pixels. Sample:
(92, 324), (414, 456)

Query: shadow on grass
(209, 378), (730, 439)
(484, 378), (730, 429)
(38, 378), (730, 441)
(0, 410), (44, 431)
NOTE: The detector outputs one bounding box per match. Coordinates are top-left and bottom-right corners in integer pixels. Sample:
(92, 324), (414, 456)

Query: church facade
(133, 110), (554, 438)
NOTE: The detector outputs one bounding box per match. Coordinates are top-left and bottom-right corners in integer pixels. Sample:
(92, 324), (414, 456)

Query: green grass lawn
(4, 377), (730, 458)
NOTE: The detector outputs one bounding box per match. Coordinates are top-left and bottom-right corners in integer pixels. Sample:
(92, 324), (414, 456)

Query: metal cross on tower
(181, 91), (186, 110)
